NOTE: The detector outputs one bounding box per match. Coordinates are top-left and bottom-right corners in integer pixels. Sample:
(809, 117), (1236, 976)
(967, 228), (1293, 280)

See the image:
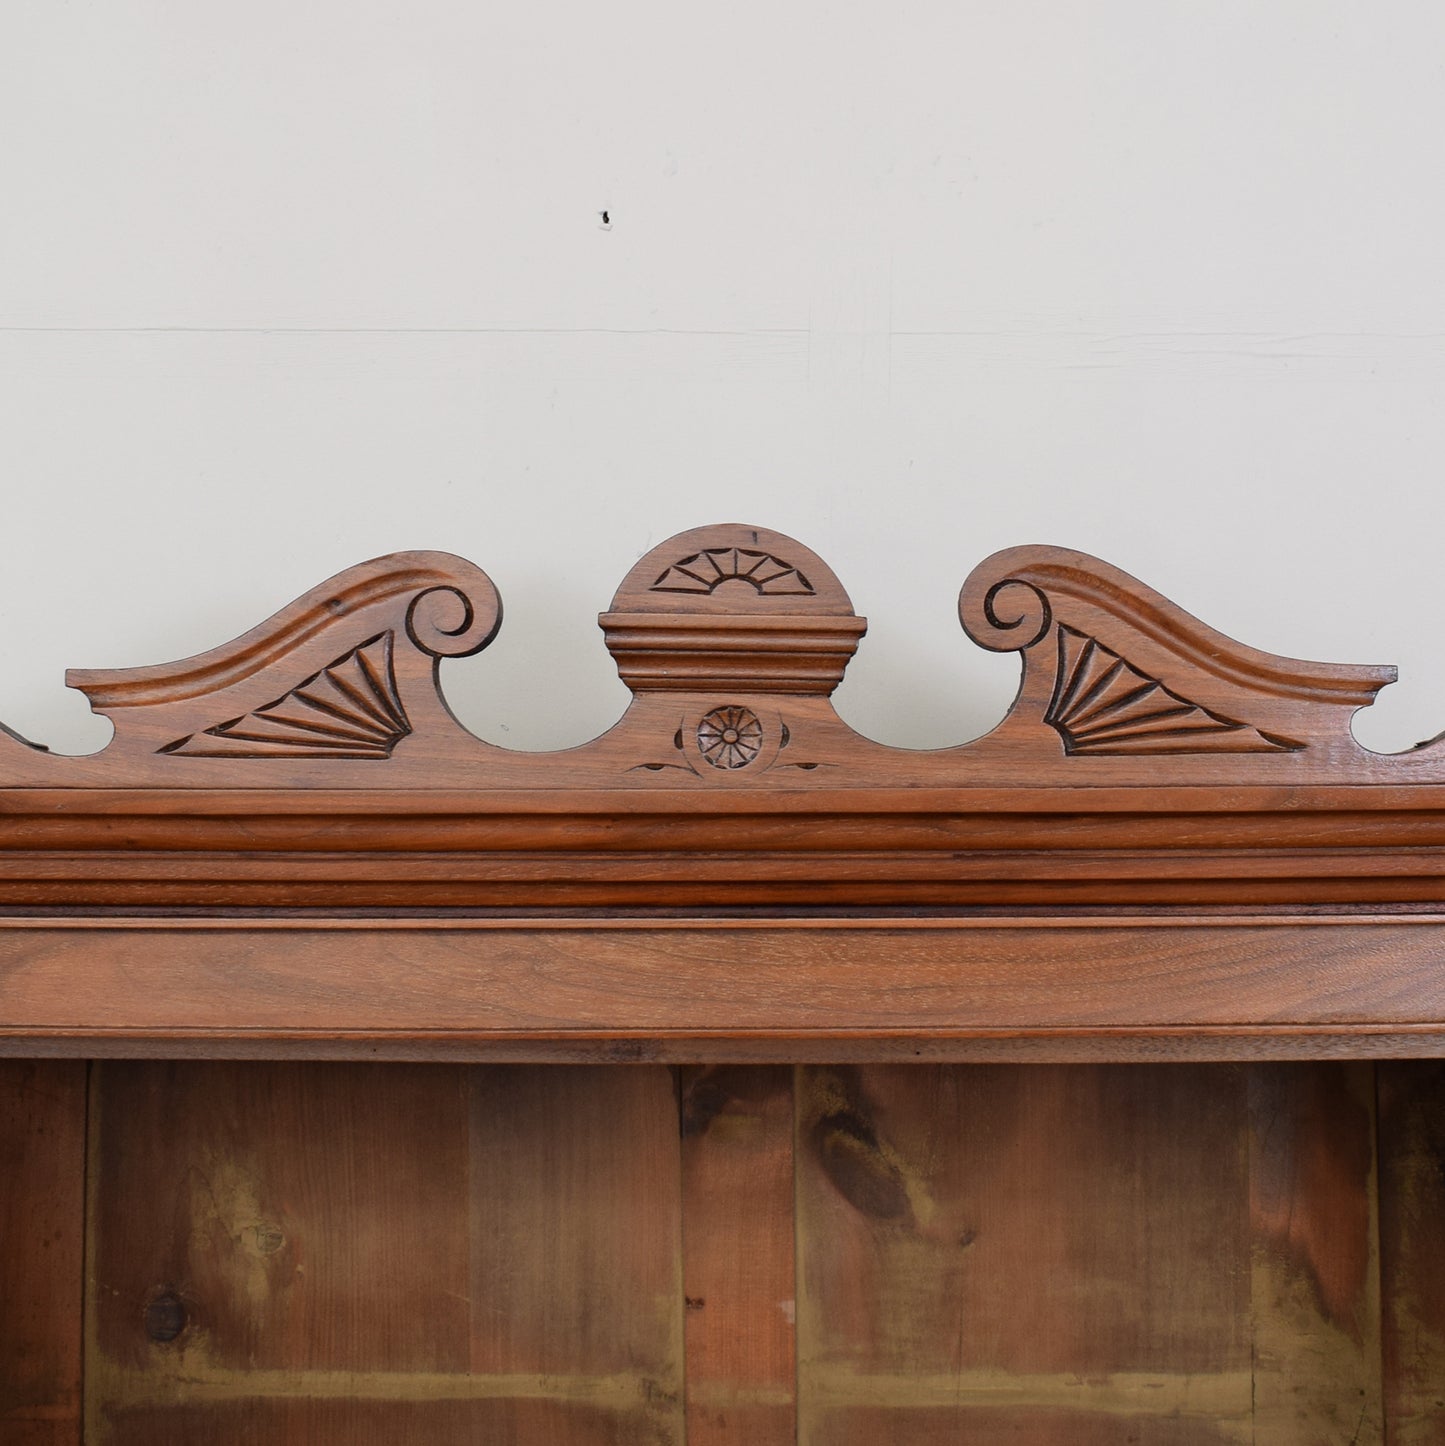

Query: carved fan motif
(1045, 626), (1299, 756)
(652, 548), (814, 596)
(161, 633), (411, 759)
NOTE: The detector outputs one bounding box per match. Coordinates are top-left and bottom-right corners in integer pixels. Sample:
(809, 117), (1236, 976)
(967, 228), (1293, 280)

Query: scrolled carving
(969, 578), (1053, 653)
(406, 583), (500, 659)
(1, 524), (1431, 799)
(959, 545), (1396, 762)
(65, 551), (502, 762)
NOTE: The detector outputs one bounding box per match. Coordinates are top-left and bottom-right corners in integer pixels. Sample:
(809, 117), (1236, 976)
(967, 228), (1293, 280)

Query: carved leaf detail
(161, 633), (410, 759)
(652, 548), (814, 596)
(1046, 626), (1300, 756)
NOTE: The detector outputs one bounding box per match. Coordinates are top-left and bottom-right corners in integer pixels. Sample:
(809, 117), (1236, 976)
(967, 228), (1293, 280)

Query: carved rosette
(631, 702), (815, 777)
(697, 706), (765, 769)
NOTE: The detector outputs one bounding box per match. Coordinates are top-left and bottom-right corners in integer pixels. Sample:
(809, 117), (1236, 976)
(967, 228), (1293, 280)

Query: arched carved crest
(2, 522), (1424, 784)
(62, 552), (500, 765)
(0, 522), (1441, 910)
(957, 546), (1395, 765)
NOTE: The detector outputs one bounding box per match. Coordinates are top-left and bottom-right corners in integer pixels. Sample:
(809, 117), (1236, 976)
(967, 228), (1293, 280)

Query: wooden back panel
(3, 1059), (1432, 1444)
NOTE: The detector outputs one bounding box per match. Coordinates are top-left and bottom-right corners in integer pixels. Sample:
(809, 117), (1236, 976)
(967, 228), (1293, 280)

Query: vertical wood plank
(86, 1060), (473, 1445)
(796, 1063), (1252, 1446)
(467, 1064), (685, 1445)
(87, 1061), (687, 1444)
(680, 1064), (795, 1445)
(1247, 1062), (1382, 1444)
(72, 1055), (1396, 1444)
(1378, 1060), (1445, 1443)
(0, 1060), (86, 1446)
(795, 1063), (1386, 1445)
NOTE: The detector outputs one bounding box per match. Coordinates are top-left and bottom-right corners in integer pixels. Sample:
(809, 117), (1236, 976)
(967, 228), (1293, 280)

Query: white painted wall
(2, 1), (1442, 758)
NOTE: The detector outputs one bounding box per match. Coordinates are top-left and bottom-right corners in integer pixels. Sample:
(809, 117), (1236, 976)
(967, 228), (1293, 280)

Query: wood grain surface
(3, 779), (1445, 911)
(1378, 1060), (1445, 1443)
(84, 1062), (684, 1445)
(3, 916), (1445, 1061)
(792, 1062), (1402, 1445)
(0, 1060), (86, 1446)
(0, 1059), (1426, 1441)
(681, 1066), (795, 1445)
(1246, 1063), (1381, 1442)
(86, 1061), (473, 1443)
(466, 1065), (684, 1444)
(796, 1064), (1251, 1444)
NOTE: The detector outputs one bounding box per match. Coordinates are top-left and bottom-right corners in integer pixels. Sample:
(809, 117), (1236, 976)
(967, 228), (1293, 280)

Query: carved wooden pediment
(1, 523), (1424, 781)
(0, 523), (1440, 913)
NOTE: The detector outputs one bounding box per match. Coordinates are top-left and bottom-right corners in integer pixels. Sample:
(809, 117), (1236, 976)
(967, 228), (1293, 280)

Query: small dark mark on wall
(598, 209), (612, 230)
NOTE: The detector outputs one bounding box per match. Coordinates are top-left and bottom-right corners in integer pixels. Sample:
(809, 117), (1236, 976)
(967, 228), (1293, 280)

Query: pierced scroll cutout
(1047, 626), (1300, 757)
(652, 548), (815, 596)
(160, 633), (410, 760)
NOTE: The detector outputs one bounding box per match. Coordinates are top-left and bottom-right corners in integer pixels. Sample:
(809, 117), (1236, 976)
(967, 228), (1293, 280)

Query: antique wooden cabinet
(3, 524), (1444, 1444)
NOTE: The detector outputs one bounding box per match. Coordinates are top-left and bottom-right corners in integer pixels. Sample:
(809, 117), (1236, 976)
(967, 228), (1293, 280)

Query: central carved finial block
(600, 524), (867, 697)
